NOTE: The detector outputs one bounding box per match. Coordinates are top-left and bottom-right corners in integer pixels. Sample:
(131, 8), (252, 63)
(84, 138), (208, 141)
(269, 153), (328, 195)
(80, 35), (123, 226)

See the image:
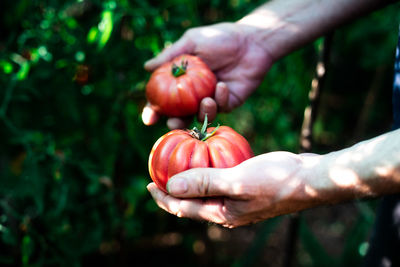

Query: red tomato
(145, 54), (217, 117)
(148, 124), (253, 192)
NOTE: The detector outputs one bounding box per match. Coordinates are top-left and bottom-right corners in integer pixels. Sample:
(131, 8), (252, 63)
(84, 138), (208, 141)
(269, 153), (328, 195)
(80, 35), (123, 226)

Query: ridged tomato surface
(145, 54), (217, 117)
(148, 126), (253, 192)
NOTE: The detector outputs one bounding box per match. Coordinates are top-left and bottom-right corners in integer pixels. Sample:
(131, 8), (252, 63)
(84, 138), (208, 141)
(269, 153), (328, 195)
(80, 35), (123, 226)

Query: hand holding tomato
(142, 22), (274, 129)
(147, 152), (320, 228)
(146, 54), (217, 118)
(148, 116), (253, 192)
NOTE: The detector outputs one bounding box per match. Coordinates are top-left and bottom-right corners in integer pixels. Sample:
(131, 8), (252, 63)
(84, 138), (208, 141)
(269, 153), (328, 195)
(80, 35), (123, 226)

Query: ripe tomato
(145, 54), (217, 117)
(148, 120), (253, 192)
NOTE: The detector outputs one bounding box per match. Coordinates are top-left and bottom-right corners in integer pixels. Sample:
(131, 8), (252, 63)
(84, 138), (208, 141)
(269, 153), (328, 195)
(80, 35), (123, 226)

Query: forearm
(237, 0), (396, 61)
(301, 129), (400, 205)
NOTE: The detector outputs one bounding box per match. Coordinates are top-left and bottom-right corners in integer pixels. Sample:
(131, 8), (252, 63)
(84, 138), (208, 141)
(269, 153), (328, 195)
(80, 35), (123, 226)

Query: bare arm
(301, 129), (400, 204)
(142, 0), (396, 129)
(237, 0), (395, 61)
(147, 129), (400, 228)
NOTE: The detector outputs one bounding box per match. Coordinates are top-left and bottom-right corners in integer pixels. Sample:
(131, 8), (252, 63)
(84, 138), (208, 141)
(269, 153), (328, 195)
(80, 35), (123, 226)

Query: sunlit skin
(145, 0), (399, 227)
(147, 129), (400, 228)
(142, 0), (394, 129)
(145, 54), (217, 117)
(148, 125), (253, 192)
(143, 22), (271, 129)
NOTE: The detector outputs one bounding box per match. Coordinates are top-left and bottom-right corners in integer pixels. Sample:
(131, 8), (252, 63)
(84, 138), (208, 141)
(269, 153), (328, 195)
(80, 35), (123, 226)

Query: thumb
(144, 36), (195, 71)
(167, 168), (232, 198)
(141, 103), (160, 126)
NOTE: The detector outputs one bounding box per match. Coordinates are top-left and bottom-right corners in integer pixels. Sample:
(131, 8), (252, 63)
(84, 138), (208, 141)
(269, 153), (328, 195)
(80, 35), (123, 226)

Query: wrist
(299, 130), (400, 205)
(235, 11), (293, 63)
(236, 0), (390, 61)
(290, 153), (335, 209)
(299, 153), (352, 205)
(235, 0), (326, 61)
(299, 150), (374, 206)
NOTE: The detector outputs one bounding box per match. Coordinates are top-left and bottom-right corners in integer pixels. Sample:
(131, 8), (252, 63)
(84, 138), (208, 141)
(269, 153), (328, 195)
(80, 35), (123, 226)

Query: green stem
(201, 124), (220, 141)
(201, 113), (209, 134)
(190, 114), (220, 141)
(171, 59), (188, 77)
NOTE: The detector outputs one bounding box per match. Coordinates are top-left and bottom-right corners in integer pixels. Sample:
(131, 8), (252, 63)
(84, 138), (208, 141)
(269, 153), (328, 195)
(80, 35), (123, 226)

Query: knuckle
(184, 28), (196, 38)
(176, 210), (184, 218)
(217, 199), (240, 228)
(197, 172), (212, 196)
(175, 200), (187, 218)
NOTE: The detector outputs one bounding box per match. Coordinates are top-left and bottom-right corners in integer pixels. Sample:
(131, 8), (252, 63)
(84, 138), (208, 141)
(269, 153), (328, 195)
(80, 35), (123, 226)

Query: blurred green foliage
(0, 0), (399, 266)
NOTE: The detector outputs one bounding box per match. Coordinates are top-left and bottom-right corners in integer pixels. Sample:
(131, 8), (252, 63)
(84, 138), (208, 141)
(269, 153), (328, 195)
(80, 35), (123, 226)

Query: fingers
(207, 81), (242, 113)
(144, 36), (195, 71)
(143, 83), (238, 128)
(214, 82), (229, 111)
(142, 103), (160, 126)
(197, 82), (230, 122)
(144, 96), (221, 128)
(198, 97), (217, 123)
(166, 118), (186, 130)
(147, 182), (232, 226)
(143, 68), (236, 129)
(142, 103), (191, 129)
(167, 117), (192, 130)
(166, 168), (234, 198)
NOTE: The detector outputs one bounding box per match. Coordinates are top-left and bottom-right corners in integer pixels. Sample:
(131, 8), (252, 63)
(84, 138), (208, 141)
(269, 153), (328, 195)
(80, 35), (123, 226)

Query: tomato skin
(148, 126), (253, 192)
(145, 54), (217, 117)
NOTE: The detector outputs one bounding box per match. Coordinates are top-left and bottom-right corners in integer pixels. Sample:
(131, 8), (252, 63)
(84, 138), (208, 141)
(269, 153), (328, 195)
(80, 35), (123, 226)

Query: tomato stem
(201, 124), (220, 141)
(172, 59), (188, 77)
(201, 113), (209, 134)
(190, 114), (220, 141)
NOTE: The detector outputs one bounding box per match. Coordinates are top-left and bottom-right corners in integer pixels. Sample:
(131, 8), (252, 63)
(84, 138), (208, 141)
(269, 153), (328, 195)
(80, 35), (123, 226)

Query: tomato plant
(146, 54), (217, 117)
(148, 117), (253, 192)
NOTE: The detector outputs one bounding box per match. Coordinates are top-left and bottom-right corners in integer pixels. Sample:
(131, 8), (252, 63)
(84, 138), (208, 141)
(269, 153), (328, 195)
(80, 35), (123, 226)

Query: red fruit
(146, 54), (217, 117)
(148, 117), (253, 192)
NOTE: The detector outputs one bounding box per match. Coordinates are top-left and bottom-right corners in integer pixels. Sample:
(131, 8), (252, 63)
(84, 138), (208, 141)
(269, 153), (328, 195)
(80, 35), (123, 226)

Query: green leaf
(16, 62), (30, 81)
(87, 27), (98, 43)
(0, 60), (13, 74)
(21, 235), (33, 266)
(98, 10), (114, 49)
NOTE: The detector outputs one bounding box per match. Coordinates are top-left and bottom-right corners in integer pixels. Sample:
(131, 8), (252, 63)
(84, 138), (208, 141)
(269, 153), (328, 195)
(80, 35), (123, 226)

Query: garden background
(1, 0), (399, 266)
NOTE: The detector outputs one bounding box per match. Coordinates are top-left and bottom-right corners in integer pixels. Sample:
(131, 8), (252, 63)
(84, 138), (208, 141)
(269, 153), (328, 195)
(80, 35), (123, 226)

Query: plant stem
(283, 32), (333, 267)
(0, 76), (17, 119)
(171, 59), (188, 77)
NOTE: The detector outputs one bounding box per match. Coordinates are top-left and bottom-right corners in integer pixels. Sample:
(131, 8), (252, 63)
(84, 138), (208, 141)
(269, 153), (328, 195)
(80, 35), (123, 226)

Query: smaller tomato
(148, 116), (253, 192)
(145, 54), (217, 117)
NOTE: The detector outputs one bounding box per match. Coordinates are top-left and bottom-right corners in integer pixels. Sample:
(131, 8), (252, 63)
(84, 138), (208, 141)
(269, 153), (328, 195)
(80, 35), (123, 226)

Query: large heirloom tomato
(145, 54), (217, 117)
(148, 119), (254, 192)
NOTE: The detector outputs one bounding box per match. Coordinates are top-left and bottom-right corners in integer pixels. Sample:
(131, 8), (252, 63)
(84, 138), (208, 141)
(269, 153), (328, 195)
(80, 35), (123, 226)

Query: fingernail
(146, 184), (157, 197)
(167, 178), (188, 195)
(142, 106), (158, 125)
(146, 184), (153, 192)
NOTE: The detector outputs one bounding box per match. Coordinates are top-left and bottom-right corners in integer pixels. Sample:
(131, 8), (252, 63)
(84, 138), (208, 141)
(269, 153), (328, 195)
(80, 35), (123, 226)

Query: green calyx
(190, 114), (220, 141)
(171, 59), (188, 77)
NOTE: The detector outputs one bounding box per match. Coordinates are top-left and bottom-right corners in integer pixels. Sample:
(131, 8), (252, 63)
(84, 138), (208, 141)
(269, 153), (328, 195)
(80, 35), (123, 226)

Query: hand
(147, 129), (400, 227)
(147, 152), (320, 228)
(142, 22), (273, 129)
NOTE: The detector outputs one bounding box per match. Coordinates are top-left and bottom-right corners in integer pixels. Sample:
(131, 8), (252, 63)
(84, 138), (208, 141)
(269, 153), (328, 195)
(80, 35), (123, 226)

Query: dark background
(0, 0), (399, 266)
